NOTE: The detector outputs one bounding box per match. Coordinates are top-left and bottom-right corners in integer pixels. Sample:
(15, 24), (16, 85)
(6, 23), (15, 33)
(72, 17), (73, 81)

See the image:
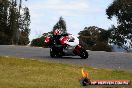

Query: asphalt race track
(0, 45), (132, 71)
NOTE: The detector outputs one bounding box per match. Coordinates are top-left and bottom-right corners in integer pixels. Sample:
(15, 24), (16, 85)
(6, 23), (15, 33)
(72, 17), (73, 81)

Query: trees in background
(53, 16), (67, 33)
(106, 0), (132, 51)
(0, 0), (30, 45)
(79, 26), (112, 51)
(18, 7), (30, 45)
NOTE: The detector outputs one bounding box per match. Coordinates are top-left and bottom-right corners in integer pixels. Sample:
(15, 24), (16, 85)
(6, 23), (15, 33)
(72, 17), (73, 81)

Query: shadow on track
(33, 56), (84, 59)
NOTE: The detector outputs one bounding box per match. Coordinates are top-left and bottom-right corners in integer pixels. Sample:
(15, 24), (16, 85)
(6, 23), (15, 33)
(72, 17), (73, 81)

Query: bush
(0, 32), (11, 45)
(30, 36), (48, 47)
(79, 40), (92, 50)
(91, 42), (112, 52)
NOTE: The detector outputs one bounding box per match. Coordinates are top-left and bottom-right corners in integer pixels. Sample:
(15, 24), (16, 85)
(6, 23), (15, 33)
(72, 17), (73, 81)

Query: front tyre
(50, 48), (55, 58)
(80, 48), (88, 59)
(50, 46), (63, 58)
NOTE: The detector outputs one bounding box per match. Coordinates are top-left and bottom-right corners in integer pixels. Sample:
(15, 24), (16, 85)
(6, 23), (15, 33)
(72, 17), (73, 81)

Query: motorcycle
(45, 34), (88, 59)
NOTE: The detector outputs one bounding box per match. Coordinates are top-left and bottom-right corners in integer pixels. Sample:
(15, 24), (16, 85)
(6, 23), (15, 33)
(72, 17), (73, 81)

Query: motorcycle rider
(52, 28), (69, 45)
(48, 28), (68, 56)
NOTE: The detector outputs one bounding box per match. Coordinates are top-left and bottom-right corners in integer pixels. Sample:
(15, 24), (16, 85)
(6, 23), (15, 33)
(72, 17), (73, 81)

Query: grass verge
(0, 56), (132, 88)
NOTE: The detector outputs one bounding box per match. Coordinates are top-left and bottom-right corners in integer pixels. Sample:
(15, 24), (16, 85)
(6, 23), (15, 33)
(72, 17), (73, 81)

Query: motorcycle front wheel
(50, 47), (63, 58)
(50, 48), (55, 58)
(80, 48), (88, 59)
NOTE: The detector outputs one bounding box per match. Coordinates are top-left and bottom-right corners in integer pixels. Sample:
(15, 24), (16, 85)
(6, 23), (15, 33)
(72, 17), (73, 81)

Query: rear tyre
(80, 48), (88, 59)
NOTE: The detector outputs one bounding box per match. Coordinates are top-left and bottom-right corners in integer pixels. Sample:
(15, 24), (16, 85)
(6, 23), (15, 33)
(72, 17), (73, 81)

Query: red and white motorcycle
(45, 34), (88, 59)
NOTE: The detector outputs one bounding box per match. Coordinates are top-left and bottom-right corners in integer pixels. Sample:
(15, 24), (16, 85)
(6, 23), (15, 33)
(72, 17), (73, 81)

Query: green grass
(0, 56), (132, 88)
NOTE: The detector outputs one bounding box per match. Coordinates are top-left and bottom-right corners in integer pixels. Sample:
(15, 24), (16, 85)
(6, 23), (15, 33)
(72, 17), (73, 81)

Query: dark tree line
(0, 0), (30, 45)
